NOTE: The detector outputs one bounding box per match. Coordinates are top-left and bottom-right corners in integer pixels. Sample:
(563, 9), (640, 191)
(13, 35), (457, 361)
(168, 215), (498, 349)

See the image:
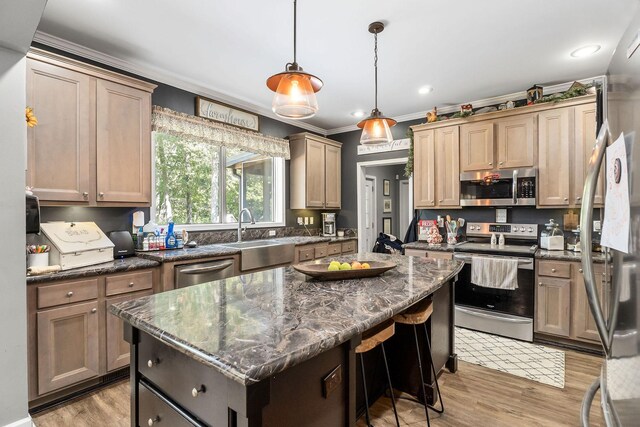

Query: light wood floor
(33, 350), (603, 427)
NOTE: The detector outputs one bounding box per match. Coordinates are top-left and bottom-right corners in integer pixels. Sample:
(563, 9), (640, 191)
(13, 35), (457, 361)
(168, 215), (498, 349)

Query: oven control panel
(466, 222), (538, 238)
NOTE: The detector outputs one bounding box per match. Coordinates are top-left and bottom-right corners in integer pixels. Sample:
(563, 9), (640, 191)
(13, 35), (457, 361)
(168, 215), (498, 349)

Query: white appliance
(40, 222), (114, 270)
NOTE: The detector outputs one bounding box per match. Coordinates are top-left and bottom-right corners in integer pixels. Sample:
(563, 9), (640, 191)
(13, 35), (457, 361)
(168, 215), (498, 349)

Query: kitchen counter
(26, 257), (160, 284)
(403, 241), (458, 252)
(535, 249), (609, 263)
(134, 244), (241, 262)
(111, 252), (462, 386)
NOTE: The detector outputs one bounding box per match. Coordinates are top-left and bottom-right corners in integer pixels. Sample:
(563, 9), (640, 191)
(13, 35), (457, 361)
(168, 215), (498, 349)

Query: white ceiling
(36, 0), (637, 133)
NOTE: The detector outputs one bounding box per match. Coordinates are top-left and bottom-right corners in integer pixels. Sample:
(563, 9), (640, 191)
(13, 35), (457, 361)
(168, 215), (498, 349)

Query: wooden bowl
(292, 260), (397, 281)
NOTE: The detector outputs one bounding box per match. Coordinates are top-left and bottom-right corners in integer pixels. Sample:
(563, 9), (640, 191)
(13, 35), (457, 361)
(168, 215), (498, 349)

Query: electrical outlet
(309, 217), (314, 225)
(268, 230), (276, 237)
(304, 217), (309, 225)
(593, 220), (602, 232)
(297, 217), (303, 225)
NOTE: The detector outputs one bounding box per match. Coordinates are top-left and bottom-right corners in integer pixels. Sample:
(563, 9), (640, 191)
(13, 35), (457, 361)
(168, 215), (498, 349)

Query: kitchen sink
(221, 240), (295, 271)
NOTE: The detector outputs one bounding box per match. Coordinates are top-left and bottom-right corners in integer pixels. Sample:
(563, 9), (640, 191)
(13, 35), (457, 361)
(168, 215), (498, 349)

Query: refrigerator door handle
(580, 377), (601, 427)
(580, 120), (612, 354)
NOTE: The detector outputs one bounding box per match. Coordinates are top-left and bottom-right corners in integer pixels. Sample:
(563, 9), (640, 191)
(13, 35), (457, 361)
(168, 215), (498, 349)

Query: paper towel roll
(133, 211), (145, 227)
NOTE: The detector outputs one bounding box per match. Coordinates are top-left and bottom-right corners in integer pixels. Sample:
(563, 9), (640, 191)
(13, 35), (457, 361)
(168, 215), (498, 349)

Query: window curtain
(152, 106), (290, 159)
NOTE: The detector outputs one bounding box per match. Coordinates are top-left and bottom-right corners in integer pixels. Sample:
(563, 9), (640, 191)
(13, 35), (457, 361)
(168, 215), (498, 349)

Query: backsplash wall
(39, 207), (149, 234)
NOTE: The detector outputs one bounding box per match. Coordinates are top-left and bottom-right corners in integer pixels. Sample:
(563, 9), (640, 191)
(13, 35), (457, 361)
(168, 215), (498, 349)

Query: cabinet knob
(91, 308), (97, 313)
(576, 196), (581, 201)
(438, 199), (443, 202)
(579, 268), (583, 273)
(430, 200), (434, 204)
(148, 417), (160, 426)
(147, 358), (160, 368)
(99, 192), (105, 198)
(563, 197), (568, 202)
(192, 385), (206, 398)
(67, 291), (74, 297)
(82, 192), (88, 198)
(551, 268), (557, 273)
(499, 161), (504, 165)
(538, 282), (543, 286)
(128, 282), (135, 287)
(488, 162), (493, 166)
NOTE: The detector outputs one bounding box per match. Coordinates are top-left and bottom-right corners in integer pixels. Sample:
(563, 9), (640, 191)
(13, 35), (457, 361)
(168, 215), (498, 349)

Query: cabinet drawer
(538, 261), (571, 278)
(37, 278), (99, 309)
(298, 247), (314, 262)
(341, 241), (356, 254)
(106, 269), (153, 296)
(327, 243), (342, 256)
(139, 332), (227, 425)
(139, 382), (195, 427)
(314, 245), (328, 259)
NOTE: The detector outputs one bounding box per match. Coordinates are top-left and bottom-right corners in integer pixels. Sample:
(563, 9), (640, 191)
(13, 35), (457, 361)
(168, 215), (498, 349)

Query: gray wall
(363, 164), (406, 237)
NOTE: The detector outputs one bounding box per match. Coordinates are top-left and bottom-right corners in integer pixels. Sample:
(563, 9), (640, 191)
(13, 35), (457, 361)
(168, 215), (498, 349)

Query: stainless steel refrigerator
(580, 4), (640, 426)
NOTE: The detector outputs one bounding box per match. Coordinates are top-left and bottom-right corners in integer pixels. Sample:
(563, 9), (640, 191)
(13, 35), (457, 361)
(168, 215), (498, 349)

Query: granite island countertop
(26, 257), (160, 284)
(110, 252), (462, 386)
(535, 249), (609, 263)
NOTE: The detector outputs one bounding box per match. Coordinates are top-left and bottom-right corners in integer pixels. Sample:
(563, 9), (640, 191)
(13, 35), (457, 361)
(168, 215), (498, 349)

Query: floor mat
(455, 327), (565, 388)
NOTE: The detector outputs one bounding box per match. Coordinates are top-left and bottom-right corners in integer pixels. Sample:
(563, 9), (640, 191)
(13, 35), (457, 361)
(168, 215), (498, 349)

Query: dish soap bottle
(498, 233), (505, 246)
(165, 222), (176, 249)
(491, 233), (497, 246)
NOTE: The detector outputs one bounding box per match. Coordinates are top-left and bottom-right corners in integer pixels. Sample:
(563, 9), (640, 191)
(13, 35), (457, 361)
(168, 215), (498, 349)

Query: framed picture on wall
(383, 179), (390, 196)
(383, 218), (392, 235)
(383, 199), (392, 213)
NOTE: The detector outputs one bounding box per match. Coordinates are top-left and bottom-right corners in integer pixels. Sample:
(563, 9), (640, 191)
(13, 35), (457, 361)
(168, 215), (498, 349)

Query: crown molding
(32, 31), (329, 136)
(325, 75), (605, 135)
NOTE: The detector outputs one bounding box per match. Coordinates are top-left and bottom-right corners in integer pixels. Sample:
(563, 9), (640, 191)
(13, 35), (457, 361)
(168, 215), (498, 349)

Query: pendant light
(266, 0), (323, 119)
(357, 22), (396, 145)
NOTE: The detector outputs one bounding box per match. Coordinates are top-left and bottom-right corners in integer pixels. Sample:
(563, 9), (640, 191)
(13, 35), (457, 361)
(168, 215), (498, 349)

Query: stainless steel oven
(460, 168), (536, 206)
(453, 222), (538, 342)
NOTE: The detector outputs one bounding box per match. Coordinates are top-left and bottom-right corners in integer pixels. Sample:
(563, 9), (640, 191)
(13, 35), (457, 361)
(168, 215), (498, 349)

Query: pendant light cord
(374, 30), (378, 111)
(293, 0), (297, 65)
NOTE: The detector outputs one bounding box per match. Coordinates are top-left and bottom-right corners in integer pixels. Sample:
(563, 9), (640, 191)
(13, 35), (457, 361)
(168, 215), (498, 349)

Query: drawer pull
(551, 268), (557, 273)
(67, 291), (74, 297)
(128, 282), (135, 287)
(192, 385), (206, 398)
(148, 416), (160, 426)
(99, 192), (105, 198)
(147, 358), (160, 368)
(579, 268), (583, 273)
(82, 191), (88, 198)
(91, 308), (97, 313)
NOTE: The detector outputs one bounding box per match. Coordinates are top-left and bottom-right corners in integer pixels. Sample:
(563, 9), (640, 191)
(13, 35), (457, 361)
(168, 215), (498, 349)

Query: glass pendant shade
(359, 117), (393, 145)
(271, 73), (319, 119)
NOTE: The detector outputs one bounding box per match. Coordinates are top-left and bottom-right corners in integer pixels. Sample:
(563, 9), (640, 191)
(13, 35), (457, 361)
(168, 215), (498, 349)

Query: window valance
(152, 106), (290, 159)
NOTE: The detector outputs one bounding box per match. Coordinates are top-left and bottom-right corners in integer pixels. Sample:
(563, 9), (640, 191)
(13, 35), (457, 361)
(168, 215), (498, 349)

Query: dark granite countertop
(535, 249), (609, 263)
(110, 252), (462, 386)
(273, 235), (357, 245)
(26, 257), (160, 284)
(403, 242), (458, 252)
(135, 244), (241, 262)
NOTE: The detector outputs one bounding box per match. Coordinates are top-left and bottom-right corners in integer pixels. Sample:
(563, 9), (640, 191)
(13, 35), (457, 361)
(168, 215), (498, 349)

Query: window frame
(150, 132), (286, 231)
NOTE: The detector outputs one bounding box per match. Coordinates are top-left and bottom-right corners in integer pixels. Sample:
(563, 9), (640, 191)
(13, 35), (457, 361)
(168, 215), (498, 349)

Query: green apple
(339, 262), (352, 270)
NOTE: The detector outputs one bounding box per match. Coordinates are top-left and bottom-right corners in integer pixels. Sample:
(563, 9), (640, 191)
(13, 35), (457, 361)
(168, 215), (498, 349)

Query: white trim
(326, 76), (606, 135)
(356, 157), (412, 253)
(32, 31), (327, 136)
(3, 416), (33, 427)
(361, 175), (377, 253)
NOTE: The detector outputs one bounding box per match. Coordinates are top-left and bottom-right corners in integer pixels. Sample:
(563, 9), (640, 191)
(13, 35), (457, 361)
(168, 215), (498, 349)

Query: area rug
(455, 327), (565, 388)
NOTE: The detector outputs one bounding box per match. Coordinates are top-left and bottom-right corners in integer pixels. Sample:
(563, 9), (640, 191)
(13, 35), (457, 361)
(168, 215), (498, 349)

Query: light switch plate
(594, 220), (602, 232)
(297, 217), (303, 225)
(496, 209), (508, 223)
(268, 230), (276, 236)
(310, 217), (314, 225)
(304, 217), (309, 225)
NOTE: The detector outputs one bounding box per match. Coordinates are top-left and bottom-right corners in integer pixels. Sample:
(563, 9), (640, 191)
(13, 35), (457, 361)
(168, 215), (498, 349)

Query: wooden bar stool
(356, 318), (400, 427)
(393, 298), (444, 427)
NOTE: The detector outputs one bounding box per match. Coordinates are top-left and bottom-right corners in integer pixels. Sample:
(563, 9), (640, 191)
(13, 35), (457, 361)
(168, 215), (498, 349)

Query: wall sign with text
(196, 96), (260, 132)
(357, 138), (410, 155)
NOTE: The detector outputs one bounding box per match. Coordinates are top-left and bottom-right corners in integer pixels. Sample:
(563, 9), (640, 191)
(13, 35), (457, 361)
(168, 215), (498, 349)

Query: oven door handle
(456, 306), (532, 324)
(453, 253), (533, 270)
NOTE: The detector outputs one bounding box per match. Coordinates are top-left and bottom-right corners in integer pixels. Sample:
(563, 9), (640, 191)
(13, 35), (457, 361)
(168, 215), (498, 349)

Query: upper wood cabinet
(496, 114), (536, 169)
(460, 122), (494, 171)
(538, 107), (572, 206)
(289, 133), (342, 209)
(26, 49), (156, 206)
(413, 126), (459, 209)
(574, 103), (604, 207)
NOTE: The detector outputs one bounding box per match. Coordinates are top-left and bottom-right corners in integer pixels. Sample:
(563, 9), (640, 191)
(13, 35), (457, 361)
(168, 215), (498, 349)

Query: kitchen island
(111, 252), (462, 427)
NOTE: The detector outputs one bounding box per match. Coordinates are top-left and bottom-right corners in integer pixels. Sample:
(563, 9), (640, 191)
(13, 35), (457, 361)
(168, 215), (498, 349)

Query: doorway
(356, 158), (413, 253)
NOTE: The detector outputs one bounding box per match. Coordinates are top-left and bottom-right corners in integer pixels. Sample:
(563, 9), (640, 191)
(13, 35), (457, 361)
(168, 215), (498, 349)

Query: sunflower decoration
(25, 107), (38, 128)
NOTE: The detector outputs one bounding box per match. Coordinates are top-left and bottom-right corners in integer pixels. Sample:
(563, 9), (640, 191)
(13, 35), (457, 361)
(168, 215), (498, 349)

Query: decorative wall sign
(196, 96), (260, 132)
(383, 199), (392, 213)
(357, 138), (410, 155)
(383, 179), (390, 196)
(383, 218), (392, 235)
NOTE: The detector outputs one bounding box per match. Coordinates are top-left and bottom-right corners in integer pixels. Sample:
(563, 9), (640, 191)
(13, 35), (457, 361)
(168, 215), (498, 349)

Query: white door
(399, 180), (410, 240)
(363, 176), (377, 252)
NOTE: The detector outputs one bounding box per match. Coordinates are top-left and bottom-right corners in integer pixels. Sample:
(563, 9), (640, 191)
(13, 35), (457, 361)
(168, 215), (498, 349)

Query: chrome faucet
(237, 208), (255, 242)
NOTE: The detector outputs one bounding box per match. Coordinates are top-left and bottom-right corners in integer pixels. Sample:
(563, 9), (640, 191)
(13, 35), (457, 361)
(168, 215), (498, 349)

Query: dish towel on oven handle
(470, 256), (519, 290)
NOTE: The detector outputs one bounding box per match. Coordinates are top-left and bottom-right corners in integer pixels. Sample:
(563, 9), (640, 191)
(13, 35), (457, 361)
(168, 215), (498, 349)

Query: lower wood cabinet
(294, 240), (358, 263)
(36, 300), (100, 395)
(572, 263), (607, 342)
(536, 276), (571, 337)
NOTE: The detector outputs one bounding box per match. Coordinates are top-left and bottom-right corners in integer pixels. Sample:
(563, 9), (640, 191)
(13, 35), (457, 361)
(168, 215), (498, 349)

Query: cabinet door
(26, 59), (92, 203)
(413, 129), (435, 208)
(574, 103), (604, 207)
(324, 144), (341, 208)
(538, 108), (572, 206)
(96, 80), (151, 203)
(106, 290), (152, 372)
(496, 114), (536, 169)
(572, 263), (607, 342)
(460, 122), (494, 171)
(37, 301), (99, 395)
(305, 139), (326, 208)
(435, 126), (460, 206)
(536, 277), (571, 337)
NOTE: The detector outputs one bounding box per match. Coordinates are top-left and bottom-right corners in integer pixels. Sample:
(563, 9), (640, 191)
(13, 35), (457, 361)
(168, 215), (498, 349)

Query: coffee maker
(322, 213), (336, 237)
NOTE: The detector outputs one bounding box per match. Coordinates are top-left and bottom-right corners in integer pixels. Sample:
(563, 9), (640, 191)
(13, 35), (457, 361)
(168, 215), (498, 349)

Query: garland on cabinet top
(423, 81), (599, 123)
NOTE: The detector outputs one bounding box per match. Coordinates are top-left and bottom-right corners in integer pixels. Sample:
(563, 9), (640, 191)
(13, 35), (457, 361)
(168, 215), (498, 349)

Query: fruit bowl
(292, 260), (397, 281)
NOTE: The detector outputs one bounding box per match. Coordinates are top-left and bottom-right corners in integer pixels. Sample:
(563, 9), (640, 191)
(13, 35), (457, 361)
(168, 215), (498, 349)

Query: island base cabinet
(139, 382), (195, 427)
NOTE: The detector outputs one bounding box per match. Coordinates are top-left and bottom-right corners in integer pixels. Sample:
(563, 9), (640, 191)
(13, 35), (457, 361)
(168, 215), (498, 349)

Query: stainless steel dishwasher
(174, 259), (236, 288)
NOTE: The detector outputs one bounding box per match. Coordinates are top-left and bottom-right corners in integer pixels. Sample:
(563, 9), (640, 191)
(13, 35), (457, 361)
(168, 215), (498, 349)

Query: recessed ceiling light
(570, 45), (601, 58)
(351, 110), (365, 118)
(418, 85), (434, 95)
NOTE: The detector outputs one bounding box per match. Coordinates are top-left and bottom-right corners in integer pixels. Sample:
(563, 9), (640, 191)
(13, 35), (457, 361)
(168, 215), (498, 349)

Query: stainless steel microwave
(459, 168), (536, 207)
